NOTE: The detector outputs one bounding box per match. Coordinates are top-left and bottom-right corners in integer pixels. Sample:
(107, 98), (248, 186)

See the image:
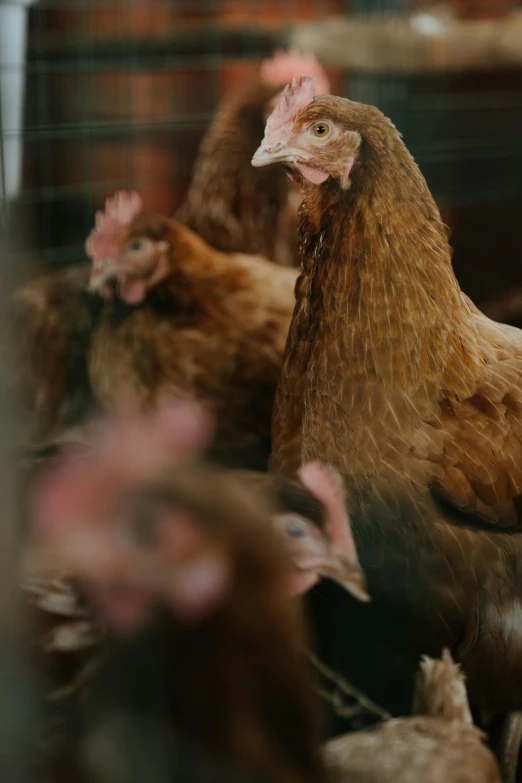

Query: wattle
(295, 162), (329, 185)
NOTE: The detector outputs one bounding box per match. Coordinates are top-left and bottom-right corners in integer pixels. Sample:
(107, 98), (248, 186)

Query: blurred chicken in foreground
(23, 420), (502, 783)
(23, 401), (372, 782)
(178, 49), (331, 266)
(85, 191), (296, 468)
(22, 409), (370, 736)
(23, 404), (368, 678)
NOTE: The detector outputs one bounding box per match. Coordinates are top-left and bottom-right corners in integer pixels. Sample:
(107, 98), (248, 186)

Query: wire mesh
(1, 1), (345, 269)
(1, 0), (522, 293)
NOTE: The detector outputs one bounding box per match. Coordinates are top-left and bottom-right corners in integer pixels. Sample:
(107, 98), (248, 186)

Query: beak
(88, 262), (117, 293)
(251, 142), (307, 169)
(319, 556), (370, 603)
(288, 551), (370, 603)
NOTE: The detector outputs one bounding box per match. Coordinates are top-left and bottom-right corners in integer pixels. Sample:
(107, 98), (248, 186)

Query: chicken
(323, 650), (501, 783)
(178, 50), (330, 266)
(252, 81), (522, 768)
(23, 419), (368, 686)
(241, 465), (522, 783)
(4, 263), (100, 449)
(85, 191), (297, 467)
(253, 74), (522, 527)
(26, 402), (328, 783)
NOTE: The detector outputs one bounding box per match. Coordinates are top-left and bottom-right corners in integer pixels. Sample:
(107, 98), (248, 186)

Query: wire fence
(1, 1), (522, 291)
(0, 0), (522, 316)
(1, 1), (346, 269)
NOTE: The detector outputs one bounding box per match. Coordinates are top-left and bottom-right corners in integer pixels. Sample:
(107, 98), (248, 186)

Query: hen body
(5, 264), (100, 448)
(88, 212), (297, 465)
(320, 486), (522, 716)
(177, 81), (298, 266)
(325, 717), (500, 783)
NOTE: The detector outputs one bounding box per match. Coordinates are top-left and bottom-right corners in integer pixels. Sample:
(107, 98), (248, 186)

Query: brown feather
(5, 264), (100, 448)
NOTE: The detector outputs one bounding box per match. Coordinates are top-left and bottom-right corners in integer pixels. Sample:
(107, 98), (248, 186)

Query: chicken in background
(252, 72), (522, 528)
(323, 650), (501, 783)
(24, 401), (331, 783)
(3, 50), (327, 453)
(4, 263), (101, 450)
(177, 49), (331, 266)
(85, 191), (297, 468)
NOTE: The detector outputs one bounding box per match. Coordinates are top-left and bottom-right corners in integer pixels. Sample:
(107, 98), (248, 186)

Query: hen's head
(252, 75), (396, 190)
(85, 191), (175, 305)
(272, 462), (369, 602)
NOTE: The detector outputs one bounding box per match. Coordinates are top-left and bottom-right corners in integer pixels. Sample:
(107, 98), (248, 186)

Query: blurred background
(1, 0), (522, 311)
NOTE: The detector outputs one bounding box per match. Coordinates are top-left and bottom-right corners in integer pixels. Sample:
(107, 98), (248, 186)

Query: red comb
(260, 49), (330, 96)
(263, 74), (316, 148)
(105, 190), (143, 225)
(85, 190), (143, 265)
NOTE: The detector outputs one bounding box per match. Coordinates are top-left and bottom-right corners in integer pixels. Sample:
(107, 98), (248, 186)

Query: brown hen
(85, 191), (297, 467)
(253, 75), (522, 528)
(178, 50), (330, 266)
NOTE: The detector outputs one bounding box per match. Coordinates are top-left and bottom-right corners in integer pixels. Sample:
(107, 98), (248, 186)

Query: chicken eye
(312, 122), (329, 138)
(287, 521), (306, 538)
(129, 238), (144, 252)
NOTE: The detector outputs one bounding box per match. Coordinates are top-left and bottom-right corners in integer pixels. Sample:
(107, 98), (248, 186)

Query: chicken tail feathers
(412, 648), (473, 725)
